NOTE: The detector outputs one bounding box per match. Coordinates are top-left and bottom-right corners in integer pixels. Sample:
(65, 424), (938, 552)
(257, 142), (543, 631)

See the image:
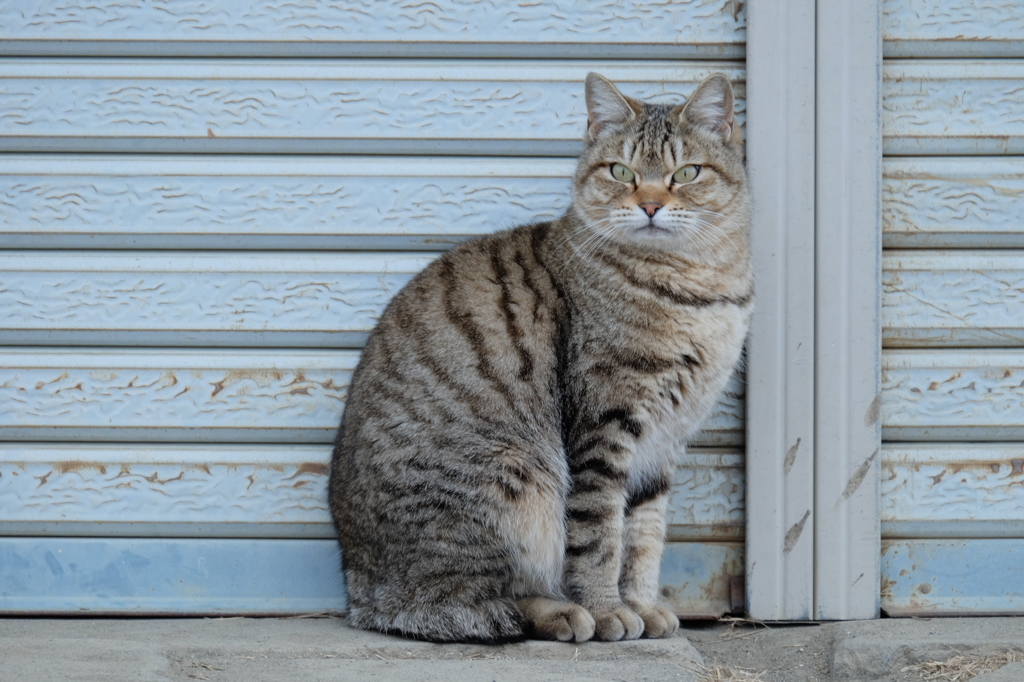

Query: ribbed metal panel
(882, 351), (1024, 442)
(882, 539), (1024, 615)
(883, 251), (1024, 347)
(0, 155), (574, 250)
(0, 251), (436, 346)
(883, 158), (1024, 249)
(879, 1), (1022, 618)
(2, 1), (750, 617)
(884, 0), (1024, 58)
(0, 60), (746, 156)
(882, 444), (1024, 539)
(0, 539), (742, 617)
(883, 61), (1024, 155)
(0, 0), (746, 59)
(0, 444), (743, 542)
(0, 349), (745, 446)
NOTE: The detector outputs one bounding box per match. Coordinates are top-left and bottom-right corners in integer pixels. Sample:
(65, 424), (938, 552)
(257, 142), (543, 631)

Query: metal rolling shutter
(0, 1), (748, 616)
(880, 0), (1024, 615)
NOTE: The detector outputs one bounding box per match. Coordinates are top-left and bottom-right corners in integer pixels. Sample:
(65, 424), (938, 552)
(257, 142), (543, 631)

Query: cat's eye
(673, 165), (701, 184)
(610, 163), (635, 183)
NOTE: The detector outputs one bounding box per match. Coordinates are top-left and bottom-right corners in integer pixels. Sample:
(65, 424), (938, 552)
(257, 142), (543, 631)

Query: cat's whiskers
(665, 209), (737, 259)
(562, 217), (620, 280)
(572, 226), (622, 281)
(550, 213), (617, 260)
(676, 226), (730, 262)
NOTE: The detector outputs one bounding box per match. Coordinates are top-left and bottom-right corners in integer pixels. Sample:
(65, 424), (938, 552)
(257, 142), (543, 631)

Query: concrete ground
(3, 616), (1024, 682)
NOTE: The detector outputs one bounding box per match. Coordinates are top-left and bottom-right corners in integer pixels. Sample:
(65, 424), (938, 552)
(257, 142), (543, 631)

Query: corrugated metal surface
(883, 444), (1024, 539)
(882, 351), (1024, 442)
(0, 60), (745, 156)
(880, 0), (1024, 616)
(0, 539), (741, 617)
(883, 158), (1024, 249)
(0, 0), (748, 616)
(0, 350), (744, 446)
(1, 444), (742, 541)
(0, 0), (747, 59)
(882, 540), (1024, 615)
(0, 156), (575, 250)
(0, 538), (348, 615)
(883, 61), (1024, 155)
(0, 251), (437, 346)
(884, 0), (1024, 58)
(883, 252), (1024, 347)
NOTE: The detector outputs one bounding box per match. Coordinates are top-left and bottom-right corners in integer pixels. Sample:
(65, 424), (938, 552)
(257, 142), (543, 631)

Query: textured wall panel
(0, 156), (575, 250)
(884, 0), (1024, 57)
(0, 0), (746, 58)
(667, 451), (744, 541)
(0, 444), (332, 539)
(882, 351), (1024, 441)
(0, 538), (346, 615)
(883, 251), (1024, 347)
(883, 539), (1024, 616)
(0, 538), (741, 617)
(1, 444), (743, 541)
(0, 350), (356, 443)
(0, 60), (746, 155)
(0, 251), (437, 346)
(659, 541), (743, 618)
(0, 350), (745, 446)
(882, 444), (1024, 539)
(883, 158), (1024, 249)
(884, 61), (1024, 155)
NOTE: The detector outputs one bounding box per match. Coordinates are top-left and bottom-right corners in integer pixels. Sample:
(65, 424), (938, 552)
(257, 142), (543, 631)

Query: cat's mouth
(635, 223), (674, 236)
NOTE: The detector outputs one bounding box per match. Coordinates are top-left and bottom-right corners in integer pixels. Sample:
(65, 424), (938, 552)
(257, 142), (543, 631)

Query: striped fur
(329, 73), (752, 643)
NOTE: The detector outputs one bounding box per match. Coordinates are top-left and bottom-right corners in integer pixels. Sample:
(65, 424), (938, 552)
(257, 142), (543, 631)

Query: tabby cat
(329, 72), (752, 643)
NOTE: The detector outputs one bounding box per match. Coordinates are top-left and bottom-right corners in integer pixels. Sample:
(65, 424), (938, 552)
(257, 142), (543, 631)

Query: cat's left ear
(585, 73), (640, 143)
(677, 74), (738, 145)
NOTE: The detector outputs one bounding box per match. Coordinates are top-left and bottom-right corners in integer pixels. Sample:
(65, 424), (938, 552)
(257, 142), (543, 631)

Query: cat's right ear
(585, 73), (639, 143)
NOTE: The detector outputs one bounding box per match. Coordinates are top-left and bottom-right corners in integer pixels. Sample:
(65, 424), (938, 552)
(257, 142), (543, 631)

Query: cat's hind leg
(379, 598), (527, 644)
(345, 550), (529, 643)
(340, 470), (532, 643)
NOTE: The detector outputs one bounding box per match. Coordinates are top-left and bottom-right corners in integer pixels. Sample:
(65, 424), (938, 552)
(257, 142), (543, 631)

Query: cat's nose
(639, 202), (663, 217)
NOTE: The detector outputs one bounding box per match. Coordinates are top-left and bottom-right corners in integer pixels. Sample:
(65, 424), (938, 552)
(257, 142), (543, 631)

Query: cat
(328, 72), (752, 644)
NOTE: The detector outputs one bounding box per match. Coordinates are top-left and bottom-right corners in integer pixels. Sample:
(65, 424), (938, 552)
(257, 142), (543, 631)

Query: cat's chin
(624, 225), (688, 251)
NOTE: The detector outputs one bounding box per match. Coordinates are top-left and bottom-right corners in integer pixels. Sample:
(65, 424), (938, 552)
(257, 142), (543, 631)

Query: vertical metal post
(745, 0), (818, 620)
(814, 0), (882, 620)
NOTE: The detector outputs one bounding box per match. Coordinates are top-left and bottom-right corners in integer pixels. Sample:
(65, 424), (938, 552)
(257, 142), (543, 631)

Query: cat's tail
(347, 598), (527, 644)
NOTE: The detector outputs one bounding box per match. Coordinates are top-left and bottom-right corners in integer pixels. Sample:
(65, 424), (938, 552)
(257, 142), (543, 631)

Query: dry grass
(690, 661), (768, 681)
(901, 651), (1024, 681)
(717, 615), (771, 642)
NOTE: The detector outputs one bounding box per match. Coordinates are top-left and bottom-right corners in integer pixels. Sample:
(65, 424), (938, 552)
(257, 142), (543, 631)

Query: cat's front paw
(630, 603), (679, 639)
(517, 598), (595, 643)
(591, 605), (644, 641)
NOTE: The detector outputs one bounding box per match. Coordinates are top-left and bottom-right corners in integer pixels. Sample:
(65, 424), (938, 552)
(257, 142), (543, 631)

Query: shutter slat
(0, 349), (744, 447)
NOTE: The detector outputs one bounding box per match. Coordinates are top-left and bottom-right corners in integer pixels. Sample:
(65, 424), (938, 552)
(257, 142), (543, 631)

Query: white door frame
(745, 0), (882, 620)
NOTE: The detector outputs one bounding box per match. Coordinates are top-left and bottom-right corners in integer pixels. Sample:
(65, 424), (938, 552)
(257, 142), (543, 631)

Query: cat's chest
(626, 303), (749, 483)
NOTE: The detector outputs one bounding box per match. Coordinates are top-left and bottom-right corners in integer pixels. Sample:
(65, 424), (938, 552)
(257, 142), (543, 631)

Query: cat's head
(572, 73), (749, 257)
